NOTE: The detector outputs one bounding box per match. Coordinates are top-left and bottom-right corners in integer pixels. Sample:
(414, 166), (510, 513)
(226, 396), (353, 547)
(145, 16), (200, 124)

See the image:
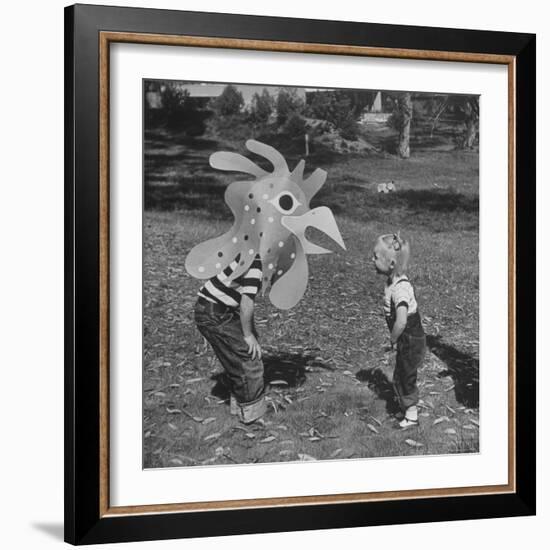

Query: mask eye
(270, 192), (301, 215)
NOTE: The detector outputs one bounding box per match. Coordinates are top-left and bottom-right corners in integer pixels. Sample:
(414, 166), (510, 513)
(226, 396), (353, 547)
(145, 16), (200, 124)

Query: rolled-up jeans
(393, 330), (426, 411)
(194, 299), (265, 413)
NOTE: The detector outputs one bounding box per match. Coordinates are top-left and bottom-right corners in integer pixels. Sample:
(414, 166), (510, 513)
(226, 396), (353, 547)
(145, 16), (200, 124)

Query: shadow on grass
(143, 129), (478, 233)
(144, 175), (229, 213)
(315, 187), (478, 231)
(320, 187), (478, 215)
(356, 368), (400, 415)
(427, 335), (479, 408)
(209, 350), (334, 400)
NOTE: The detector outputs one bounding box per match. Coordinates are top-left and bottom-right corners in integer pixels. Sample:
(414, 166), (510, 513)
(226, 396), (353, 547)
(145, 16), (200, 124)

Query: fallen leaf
(369, 416), (382, 426)
(181, 409), (204, 423)
(185, 377), (204, 384)
(169, 458), (183, 466)
(168, 423), (177, 430)
(270, 380), (289, 386)
(204, 432), (221, 442)
(245, 433), (256, 439)
(298, 453), (317, 461)
(202, 417), (216, 425)
(463, 425), (476, 430)
(166, 408), (182, 414)
(433, 416), (449, 425)
(260, 436), (276, 443)
(471, 419), (480, 427)
(405, 439), (424, 448)
(154, 391), (166, 398)
(366, 424), (379, 434)
(444, 428), (457, 435)
(329, 448), (342, 458)
(214, 446), (225, 456)
(309, 437), (322, 442)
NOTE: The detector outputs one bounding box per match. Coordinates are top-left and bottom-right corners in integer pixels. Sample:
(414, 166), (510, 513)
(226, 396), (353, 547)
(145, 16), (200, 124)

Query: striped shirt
(384, 275), (418, 321)
(198, 255), (262, 308)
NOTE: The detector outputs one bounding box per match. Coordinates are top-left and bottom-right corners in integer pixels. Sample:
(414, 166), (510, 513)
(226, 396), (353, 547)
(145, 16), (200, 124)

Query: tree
(249, 89), (273, 124)
(426, 94), (479, 149)
(212, 84), (244, 116)
(282, 112), (307, 137)
(427, 95), (449, 138)
(461, 96), (479, 149)
(276, 88), (305, 125)
(396, 93), (413, 158)
(159, 84), (210, 135)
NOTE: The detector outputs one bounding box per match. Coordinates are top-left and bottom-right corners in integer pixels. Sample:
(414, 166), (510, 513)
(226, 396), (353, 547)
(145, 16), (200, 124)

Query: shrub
(160, 84), (211, 135)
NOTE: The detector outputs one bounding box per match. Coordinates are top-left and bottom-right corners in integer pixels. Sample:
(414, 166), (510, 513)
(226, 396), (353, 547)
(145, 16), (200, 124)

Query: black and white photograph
(143, 80), (480, 468)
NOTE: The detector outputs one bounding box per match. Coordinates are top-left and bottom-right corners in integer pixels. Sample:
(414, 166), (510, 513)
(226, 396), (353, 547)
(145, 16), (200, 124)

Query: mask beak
(281, 206), (346, 254)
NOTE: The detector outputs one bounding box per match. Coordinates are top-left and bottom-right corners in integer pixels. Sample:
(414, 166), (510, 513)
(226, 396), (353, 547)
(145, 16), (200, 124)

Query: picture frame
(64, 3), (536, 545)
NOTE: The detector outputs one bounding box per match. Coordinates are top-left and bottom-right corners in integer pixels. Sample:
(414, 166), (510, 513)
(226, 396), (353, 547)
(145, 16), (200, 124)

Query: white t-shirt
(383, 275), (418, 321)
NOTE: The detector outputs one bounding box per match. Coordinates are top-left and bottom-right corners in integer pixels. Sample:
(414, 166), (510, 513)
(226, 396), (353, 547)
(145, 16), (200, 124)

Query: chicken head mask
(185, 139), (346, 309)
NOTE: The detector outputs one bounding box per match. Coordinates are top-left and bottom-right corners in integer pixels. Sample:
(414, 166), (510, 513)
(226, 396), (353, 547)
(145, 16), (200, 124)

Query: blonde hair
(376, 232), (410, 276)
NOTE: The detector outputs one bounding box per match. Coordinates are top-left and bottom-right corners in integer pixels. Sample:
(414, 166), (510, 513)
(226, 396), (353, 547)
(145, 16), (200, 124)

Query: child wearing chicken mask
(372, 233), (426, 428)
(194, 252), (266, 425)
(187, 140), (346, 425)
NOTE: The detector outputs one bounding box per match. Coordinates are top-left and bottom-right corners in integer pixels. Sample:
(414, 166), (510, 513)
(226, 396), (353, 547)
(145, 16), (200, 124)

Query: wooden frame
(65, 3), (536, 545)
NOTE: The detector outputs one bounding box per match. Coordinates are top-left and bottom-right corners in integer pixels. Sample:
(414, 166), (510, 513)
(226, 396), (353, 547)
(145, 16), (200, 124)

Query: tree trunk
(460, 97), (479, 149)
(464, 119), (477, 148)
(397, 93), (412, 158)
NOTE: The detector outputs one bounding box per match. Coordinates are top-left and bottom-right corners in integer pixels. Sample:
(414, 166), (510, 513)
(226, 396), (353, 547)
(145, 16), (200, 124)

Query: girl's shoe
(399, 417), (419, 429)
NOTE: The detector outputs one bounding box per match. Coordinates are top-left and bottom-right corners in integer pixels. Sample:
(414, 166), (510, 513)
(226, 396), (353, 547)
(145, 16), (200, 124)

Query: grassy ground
(143, 126), (479, 469)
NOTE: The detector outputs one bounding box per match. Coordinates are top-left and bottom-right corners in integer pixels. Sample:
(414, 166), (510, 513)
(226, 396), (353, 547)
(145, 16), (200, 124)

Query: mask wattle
(269, 239), (308, 310)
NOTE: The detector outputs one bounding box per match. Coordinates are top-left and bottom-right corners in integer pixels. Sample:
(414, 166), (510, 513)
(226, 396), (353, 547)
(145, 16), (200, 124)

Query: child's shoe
(398, 417), (419, 429)
(398, 405), (419, 429)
